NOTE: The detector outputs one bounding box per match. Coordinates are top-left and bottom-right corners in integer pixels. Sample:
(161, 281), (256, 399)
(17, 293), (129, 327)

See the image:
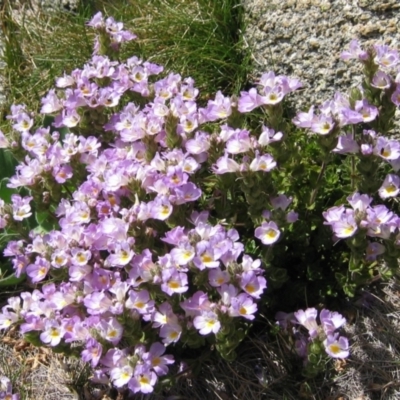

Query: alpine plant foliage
(2, 11), (400, 390)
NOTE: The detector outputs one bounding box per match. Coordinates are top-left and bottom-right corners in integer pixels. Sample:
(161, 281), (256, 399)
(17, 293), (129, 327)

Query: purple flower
(293, 106), (315, 128)
(255, 221), (281, 245)
(374, 137), (400, 160)
(310, 114), (335, 135)
(258, 126), (283, 146)
(98, 317), (123, 345)
(0, 375), (19, 400)
(81, 338), (103, 367)
(379, 174), (400, 199)
(159, 322), (182, 345)
(239, 271), (267, 299)
(371, 70), (392, 89)
(340, 39), (368, 61)
(333, 134), (359, 154)
(128, 365), (157, 394)
(286, 211), (299, 223)
(193, 241), (220, 270)
(149, 196), (173, 220)
(354, 99), (378, 122)
(275, 311), (293, 330)
(193, 311), (221, 335)
(161, 269), (189, 296)
(185, 131), (210, 154)
(261, 85), (285, 105)
(331, 210), (358, 239)
(271, 195), (292, 211)
(226, 130), (253, 154)
(319, 309), (346, 334)
(238, 88), (264, 113)
(366, 242), (385, 261)
(170, 244), (195, 266)
(229, 293), (257, 320)
(126, 290), (155, 315)
(11, 195), (32, 221)
(203, 91), (233, 121)
(391, 86), (400, 107)
(347, 193), (372, 213)
(323, 334), (349, 358)
(40, 319), (65, 346)
(212, 154), (240, 174)
(41, 89), (63, 114)
(172, 182), (202, 205)
(293, 308), (318, 339)
(208, 268), (230, 287)
(26, 257), (50, 283)
(249, 153), (276, 172)
(374, 44), (399, 68)
(53, 165), (73, 183)
(142, 343), (174, 376)
(111, 364), (134, 388)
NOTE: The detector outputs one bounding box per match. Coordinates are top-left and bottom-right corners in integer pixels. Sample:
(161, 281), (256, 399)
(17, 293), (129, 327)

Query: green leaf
(35, 211), (57, 232)
(0, 272), (26, 287)
(24, 331), (42, 347)
(0, 179), (17, 204)
(348, 255), (362, 272)
(0, 149), (17, 181)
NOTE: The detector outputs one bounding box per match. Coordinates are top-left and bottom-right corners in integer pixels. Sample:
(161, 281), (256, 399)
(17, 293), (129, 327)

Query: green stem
(308, 160), (328, 210)
(351, 125), (356, 191)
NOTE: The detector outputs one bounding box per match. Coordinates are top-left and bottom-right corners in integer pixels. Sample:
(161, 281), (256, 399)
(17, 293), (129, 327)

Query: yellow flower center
(139, 375), (150, 385)
(386, 184), (397, 193)
(329, 343), (341, 354)
(134, 301), (145, 309)
(265, 229), (277, 239)
(168, 281), (180, 289)
(169, 331), (179, 340)
(108, 329), (118, 338)
(245, 283), (256, 293)
(152, 357), (161, 367)
(201, 254), (213, 263)
(50, 327), (60, 338)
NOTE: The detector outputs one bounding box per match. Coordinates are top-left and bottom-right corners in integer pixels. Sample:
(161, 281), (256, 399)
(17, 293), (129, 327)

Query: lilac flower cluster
(0, 12), (270, 394)
(292, 40), (400, 268)
(293, 92), (379, 136)
(0, 376), (19, 400)
(0, 214), (265, 392)
(238, 71), (302, 112)
(341, 40), (399, 88)
(276, 308), (349, 362)
(323, 193), (399, 261)
(2, 9), (398, 384)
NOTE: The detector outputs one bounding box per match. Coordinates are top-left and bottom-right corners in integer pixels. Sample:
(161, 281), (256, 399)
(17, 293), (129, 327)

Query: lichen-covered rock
(243, 0), (400, 119)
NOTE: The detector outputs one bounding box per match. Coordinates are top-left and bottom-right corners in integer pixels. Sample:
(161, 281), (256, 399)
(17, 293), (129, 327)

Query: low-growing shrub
(0, 11), (399, 395)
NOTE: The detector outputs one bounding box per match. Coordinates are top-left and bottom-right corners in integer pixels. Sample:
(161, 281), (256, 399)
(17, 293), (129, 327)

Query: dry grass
(3, 279), (400, 400)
